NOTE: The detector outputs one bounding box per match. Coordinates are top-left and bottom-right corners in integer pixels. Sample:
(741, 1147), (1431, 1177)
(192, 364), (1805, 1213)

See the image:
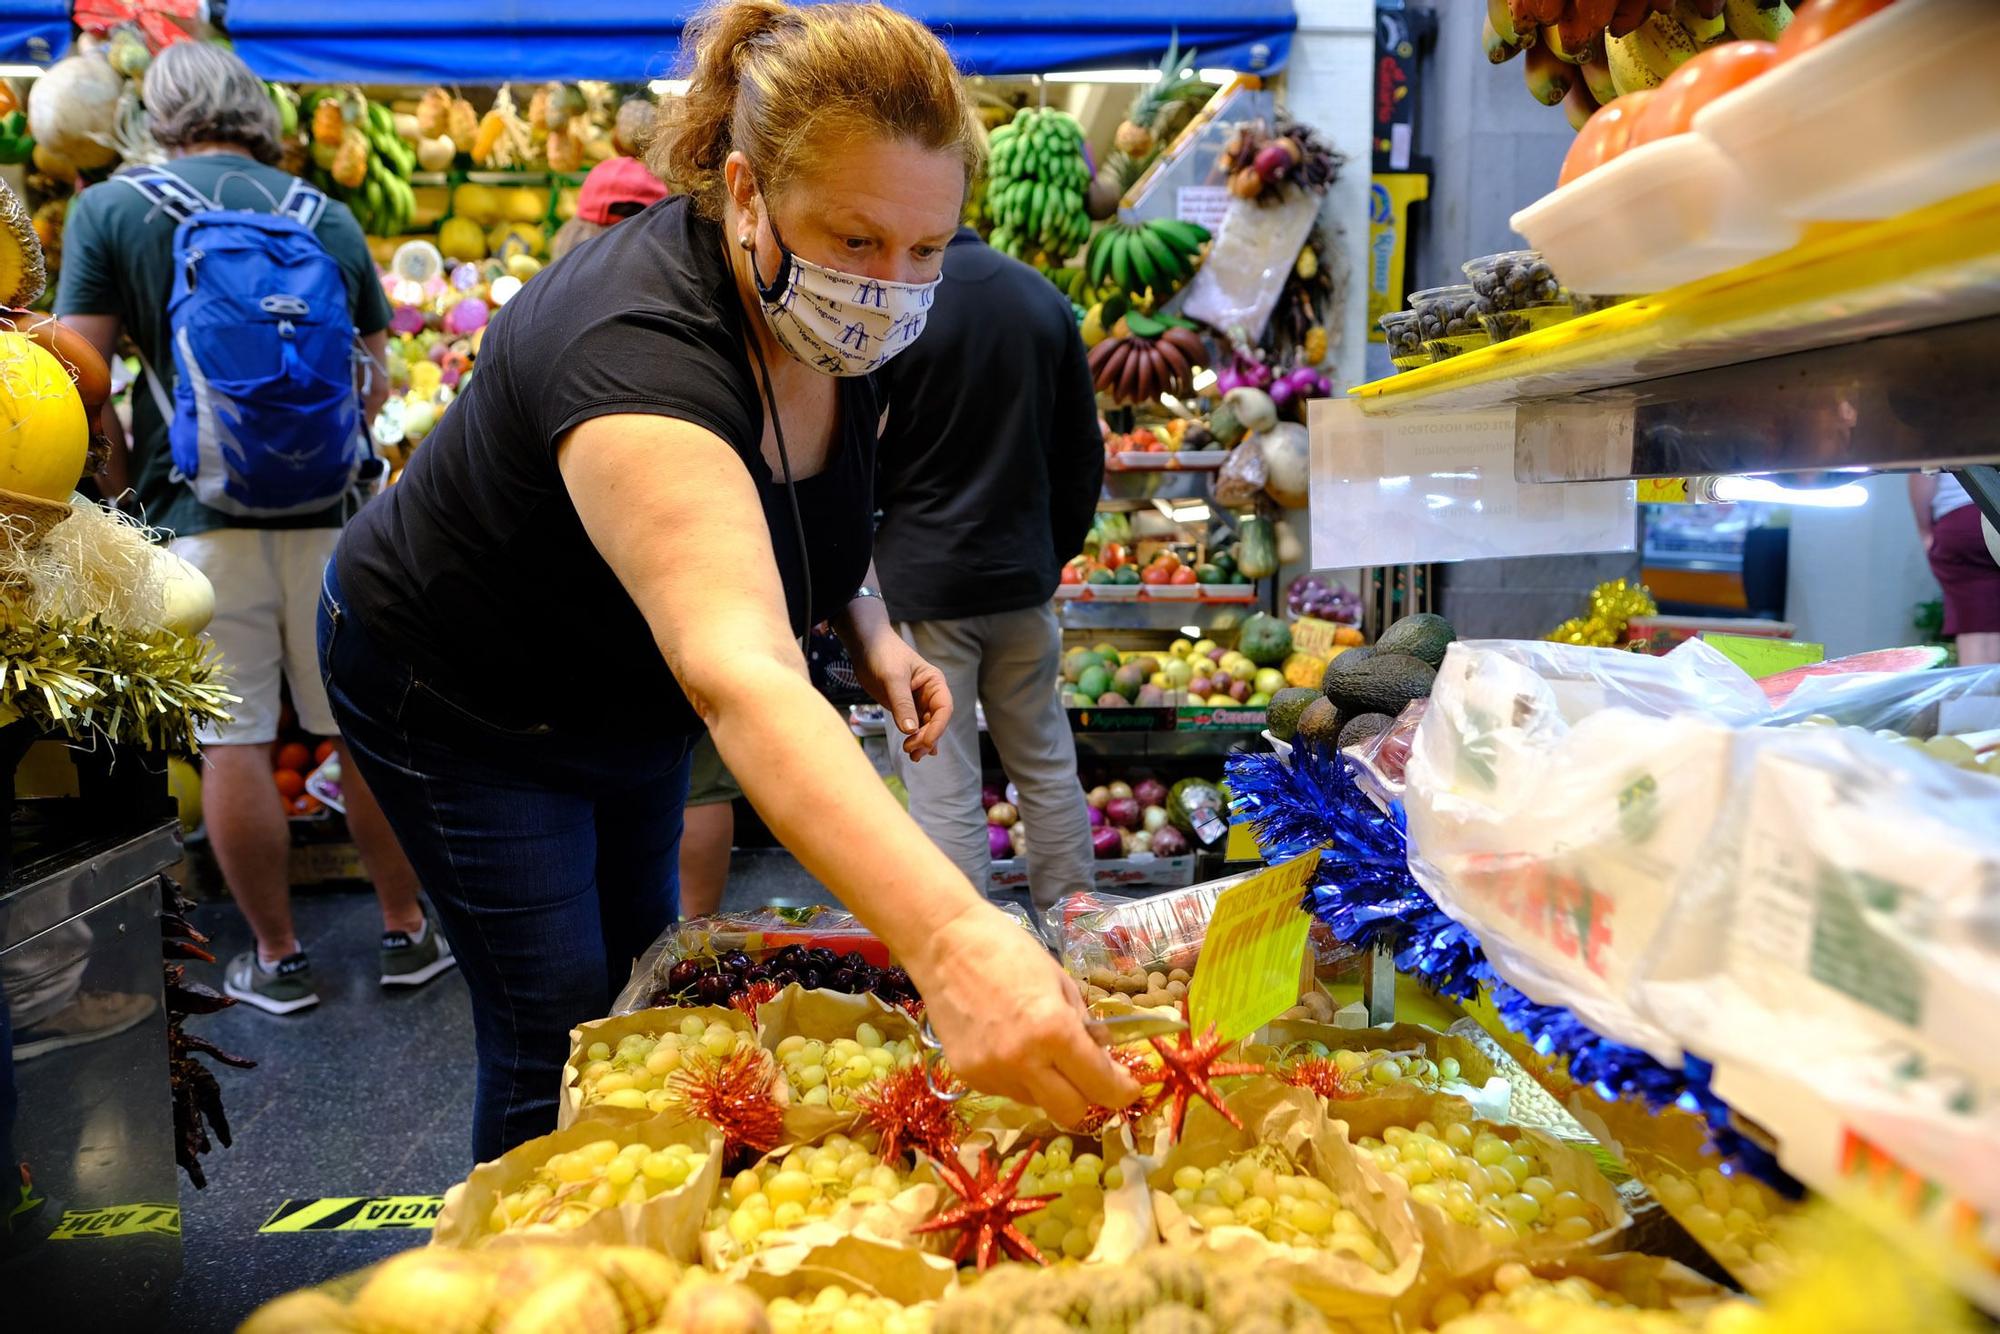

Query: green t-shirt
(55, 152), (393, 538)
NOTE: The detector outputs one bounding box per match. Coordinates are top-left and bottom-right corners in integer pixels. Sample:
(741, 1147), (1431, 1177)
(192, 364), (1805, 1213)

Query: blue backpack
(120, 167), (375, 517)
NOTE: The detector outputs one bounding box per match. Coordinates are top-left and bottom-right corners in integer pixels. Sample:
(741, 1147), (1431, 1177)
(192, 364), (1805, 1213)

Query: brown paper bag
(1142, 1078), (1423, 1331)
(433, 1117), (723, 1261)
(755, 984), (924, 1145)
(558, 1005), (761, 1131)
(1326, 1092), (1629, 1292)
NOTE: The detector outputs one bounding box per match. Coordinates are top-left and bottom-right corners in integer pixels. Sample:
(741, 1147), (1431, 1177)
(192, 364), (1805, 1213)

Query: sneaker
(223, 950), (320, 1015)
(13, 991), (156, 1061)
(380, 909), (455, 988)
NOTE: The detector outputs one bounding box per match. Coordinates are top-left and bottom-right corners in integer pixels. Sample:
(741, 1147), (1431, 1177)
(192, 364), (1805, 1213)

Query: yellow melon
(0, 332), (88, 502)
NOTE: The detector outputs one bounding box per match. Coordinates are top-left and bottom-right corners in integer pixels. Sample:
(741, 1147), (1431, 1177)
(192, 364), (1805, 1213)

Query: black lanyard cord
(745, 330), (813, 650)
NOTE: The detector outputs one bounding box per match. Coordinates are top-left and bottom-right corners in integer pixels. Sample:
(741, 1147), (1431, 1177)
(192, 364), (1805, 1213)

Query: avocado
(1375, 612), (1456, 668)
(1194, 563), (1223, 584)
(1293, 696), (1342, 750)
(1211, 552), (1238, 580)
(1323, 652), (1435, 723)
(1338, 712), (1395, 752)
(1320, 646), (1378, 695)
(1113, 565), (1142, 585)
(1265, 687), (1320, 742)
(1086, 567), (1115, 585)
(1077, 665), (1112, 700)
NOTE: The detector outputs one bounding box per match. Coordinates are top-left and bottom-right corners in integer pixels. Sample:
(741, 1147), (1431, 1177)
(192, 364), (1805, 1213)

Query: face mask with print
(747, 210), (939, 377)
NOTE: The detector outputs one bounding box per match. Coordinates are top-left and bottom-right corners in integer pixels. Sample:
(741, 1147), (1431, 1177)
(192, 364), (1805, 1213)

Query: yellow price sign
(1636, 478), (1689, 504)
(1188, 851), (1322, 1043)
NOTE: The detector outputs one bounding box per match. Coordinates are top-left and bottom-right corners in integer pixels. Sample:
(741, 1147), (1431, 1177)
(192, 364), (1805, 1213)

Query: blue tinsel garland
(1227, 743), (1799, 1194)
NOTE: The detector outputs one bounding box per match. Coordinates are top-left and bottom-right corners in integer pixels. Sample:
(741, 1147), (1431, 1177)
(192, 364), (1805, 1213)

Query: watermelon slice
(1759, 645), (1950, 705)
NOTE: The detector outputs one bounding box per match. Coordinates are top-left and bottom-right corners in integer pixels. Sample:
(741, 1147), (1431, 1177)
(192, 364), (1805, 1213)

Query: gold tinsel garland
(0, 609), (235, 753)
(1546, 578), (1658, 648)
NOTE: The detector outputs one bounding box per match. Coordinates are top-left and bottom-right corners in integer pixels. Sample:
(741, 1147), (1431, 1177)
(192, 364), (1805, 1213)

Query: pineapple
(1114, 39), (1203, 159)
(0, 181), (46, 307)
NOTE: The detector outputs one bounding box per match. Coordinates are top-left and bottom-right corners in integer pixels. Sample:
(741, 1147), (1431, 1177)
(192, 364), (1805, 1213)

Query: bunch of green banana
(0, 111), (32, 167)
(299, 90), (420, 237)
(984, 107), (1091, 263)
(1084, 218), (1210, 302)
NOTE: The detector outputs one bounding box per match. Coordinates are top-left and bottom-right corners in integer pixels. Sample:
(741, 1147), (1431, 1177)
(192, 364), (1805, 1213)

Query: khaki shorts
(170, 526), (341, 746)
(686, 734), (741, 807)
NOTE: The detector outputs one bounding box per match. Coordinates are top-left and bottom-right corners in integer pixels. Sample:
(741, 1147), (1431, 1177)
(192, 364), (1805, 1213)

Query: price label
(1703, 632), (1824, 681)
(1290, 616), (1342, 658)
(1188, 851), (1322, 1042)
(1636, 478), (1689, 504)
(1175, 186), (1233, 230)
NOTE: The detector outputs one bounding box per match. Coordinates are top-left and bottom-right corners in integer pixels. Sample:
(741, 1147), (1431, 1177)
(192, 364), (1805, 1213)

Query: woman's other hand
(907, 901), (1142, 1127)
(852, 629), (952, 760)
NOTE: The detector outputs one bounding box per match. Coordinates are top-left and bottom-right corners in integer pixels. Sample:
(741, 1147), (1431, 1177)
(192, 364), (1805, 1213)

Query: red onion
(1106, 797), (1142, 830)
(1091, 827), (1124, 859)
(1134, 778), (1168, 808)
(988, 824), (1013, 860)
(1088, 805), (1105, 829)
(981, 784), (1003, 810)
(1151, 826), (1190, 857)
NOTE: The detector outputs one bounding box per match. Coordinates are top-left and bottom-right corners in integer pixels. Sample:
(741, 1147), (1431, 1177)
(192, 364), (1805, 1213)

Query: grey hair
(144, 42), (283, 164)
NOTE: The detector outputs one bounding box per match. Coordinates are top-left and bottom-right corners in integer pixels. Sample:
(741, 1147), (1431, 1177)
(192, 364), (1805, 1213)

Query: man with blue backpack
(57, 42), (453, 1013)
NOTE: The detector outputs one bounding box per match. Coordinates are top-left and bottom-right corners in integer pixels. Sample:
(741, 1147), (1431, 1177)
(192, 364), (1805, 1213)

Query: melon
(0, 333), (88, 501)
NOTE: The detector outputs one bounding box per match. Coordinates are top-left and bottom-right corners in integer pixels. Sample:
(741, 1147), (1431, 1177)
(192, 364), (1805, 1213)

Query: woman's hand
(907, 901), (1142, 1127)
(850, 622), (952, 761)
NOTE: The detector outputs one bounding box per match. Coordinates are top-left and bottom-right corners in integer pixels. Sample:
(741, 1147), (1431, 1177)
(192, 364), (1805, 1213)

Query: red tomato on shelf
(1059, 564), (1083, 585)
(1628, 42), (1780, 148)
(274, 769), (306, 800)
(1777, 0), (1899, 61)
(275, 741), (312, 774)
(1140, 562), (1173, 585)
(1170, 564), (1199, 585)
(314, 739), (337, 766)
(1559, 91), (1654, 187)
(1099, 543), (1128, 570)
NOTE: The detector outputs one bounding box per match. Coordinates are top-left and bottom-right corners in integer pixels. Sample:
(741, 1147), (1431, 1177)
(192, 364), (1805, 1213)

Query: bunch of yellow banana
(1083, 218), (1210, 302)
(300, 90), (419, 238)
(985, 107), (1092, 263)
(1487, 0), (1788, 121)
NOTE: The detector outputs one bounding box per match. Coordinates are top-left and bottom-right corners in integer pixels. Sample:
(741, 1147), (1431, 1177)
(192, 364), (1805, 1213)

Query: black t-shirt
(873, 229), (1102, 622)
(336, 197), (877, 739)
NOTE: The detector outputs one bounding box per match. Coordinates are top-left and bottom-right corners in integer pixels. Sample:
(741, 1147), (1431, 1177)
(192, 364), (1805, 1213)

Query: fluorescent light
(1174, 503), (1211, 524)
(648, 78), (690, 96)
(0, 64), (47, 78)
(1191, 368), (1218, 391)
(1712, 476), (1868, 508)
(1181, 625), (1203, 638)
(1196, 69), (1245, 84)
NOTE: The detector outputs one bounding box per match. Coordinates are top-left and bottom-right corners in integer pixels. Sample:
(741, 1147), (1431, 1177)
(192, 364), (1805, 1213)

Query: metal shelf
(1057, 599), (1263, 631)
(1342, 184), (2000, 482)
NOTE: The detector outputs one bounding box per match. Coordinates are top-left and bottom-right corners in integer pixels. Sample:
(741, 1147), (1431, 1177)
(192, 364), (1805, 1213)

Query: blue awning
(0, 0), (69, 67)
(224, 1), (1293, 84)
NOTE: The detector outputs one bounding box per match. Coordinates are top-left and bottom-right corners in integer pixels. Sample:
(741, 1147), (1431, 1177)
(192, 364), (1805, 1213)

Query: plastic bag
(1345, 699), (1426, 815)
(613, 904), (1036, 1016)
(1212, 437), (1268, 508)
(1051, 875), (1361, 984)
(1764, 661), (2000, 736)
(1637, 722), (2000, 1215)
(1402, 639), (1768, 1062)
(1180, 188), (1323, 341)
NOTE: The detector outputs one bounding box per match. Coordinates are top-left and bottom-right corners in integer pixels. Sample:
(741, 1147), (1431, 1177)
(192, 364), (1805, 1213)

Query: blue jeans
(317, 564), (692, 1162)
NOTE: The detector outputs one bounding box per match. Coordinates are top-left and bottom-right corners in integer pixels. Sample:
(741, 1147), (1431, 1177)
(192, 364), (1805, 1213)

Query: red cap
(575, 157), (670, 226)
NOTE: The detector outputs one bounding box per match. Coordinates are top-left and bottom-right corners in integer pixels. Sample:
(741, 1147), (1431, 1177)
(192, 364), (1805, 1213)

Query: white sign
(1175, 186), (1234, 231)
(1306, 399), (1636, 567)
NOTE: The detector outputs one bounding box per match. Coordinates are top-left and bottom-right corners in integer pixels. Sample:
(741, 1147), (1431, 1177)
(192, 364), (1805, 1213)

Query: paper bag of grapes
(1557, 1079), (1805, 1296)
(755, 983), (925, 1144)
(1327, 1093), (1629, 1283)
(1252, 1020), (1502, 1109)
(1414, 1250), (1744, 1330)
(559, 1005), (764, 1130)
(238, 1242), (721, 1334)
(1143, 1078), (1425, 1329)
(434, 1117), (725, 1260)
(701, 1130), (952, 1292)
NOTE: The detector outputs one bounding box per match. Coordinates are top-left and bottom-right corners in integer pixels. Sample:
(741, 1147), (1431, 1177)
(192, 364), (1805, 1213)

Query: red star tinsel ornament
(730, 979), (780, 1020)
(667, 1046), (784, 1159)
(1140, 1004), (1265, 1142)
(1280, 1056), (1364, 1102)
(1070, 1044), (1160, 1136)
(913, 1142), (1059, 1271)
(855, 1061), (967, 1166)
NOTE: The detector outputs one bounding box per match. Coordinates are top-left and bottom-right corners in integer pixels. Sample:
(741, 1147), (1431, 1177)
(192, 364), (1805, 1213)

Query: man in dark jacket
(875, 229), (1103, 911)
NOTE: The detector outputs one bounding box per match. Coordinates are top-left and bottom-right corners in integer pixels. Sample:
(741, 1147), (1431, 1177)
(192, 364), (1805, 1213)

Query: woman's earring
(738, 233), (754, 251)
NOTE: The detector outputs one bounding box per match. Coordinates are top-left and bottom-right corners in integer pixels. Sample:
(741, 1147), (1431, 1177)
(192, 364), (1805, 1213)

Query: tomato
(1629, 42), (1780, 147)
(314, 739), (337, 766)
(1558, 91), (1654, 188)
(1140, 562), (1172, 585)
(1170, 564), (1199, 585)
(1059, 564), (1083, 585)
(276, 741), (312, 773)
(274, 769), (306, 800)
(1099, 542), (1127, 570)
(1130, 428), (1159, 448)
(1777, 0), (1898, 61)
